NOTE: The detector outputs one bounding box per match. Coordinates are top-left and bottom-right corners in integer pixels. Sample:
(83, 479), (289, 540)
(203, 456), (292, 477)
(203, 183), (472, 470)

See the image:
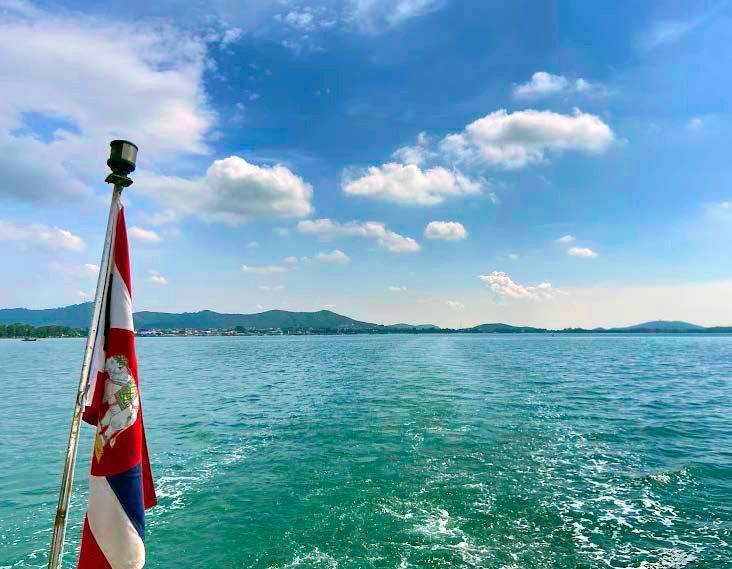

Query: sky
(1, 0), (731, 328)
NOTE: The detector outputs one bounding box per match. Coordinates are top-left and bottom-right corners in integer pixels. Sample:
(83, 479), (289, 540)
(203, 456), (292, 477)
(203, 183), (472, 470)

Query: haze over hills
(0, 304), (729, 333)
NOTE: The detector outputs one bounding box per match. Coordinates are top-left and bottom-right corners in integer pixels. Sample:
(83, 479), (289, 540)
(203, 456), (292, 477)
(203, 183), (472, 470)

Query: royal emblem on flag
(93, 355), (140, 461)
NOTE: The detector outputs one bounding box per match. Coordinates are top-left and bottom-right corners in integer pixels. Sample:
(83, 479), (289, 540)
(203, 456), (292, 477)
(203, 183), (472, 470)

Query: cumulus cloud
(392, 132), (433, 165)
(316, 249), (351, 264)
(138, 156), (314, 225)
(513, 71), (603, 99)
(297, 218), (420, 253)
(146, 270), (169, 285)
(424, 221), (468, 241)
(557, 234), (575, 244)
(479, 271), (556, 300)
(0, 220), (85, 251)
(283, 256), (299, 264)
(440, 109), (614, 169)
(343, 163), (482, 205)
(241, 264), (289, 275)
(128, 226), (161, 243)
(0, 4), (214, 204)
(568, 246), (598, 258)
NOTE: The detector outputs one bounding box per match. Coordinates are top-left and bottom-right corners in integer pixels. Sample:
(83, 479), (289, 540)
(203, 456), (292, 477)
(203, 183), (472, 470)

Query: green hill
(469, 323), (546, 333)
(0, 303), (379, 331)
(134, 309), (378, 330)
(0, 303), (94, 328)
(613, 320), (705, 331)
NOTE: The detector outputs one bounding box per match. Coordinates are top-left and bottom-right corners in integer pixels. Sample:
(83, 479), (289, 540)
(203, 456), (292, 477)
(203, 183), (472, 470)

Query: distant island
(0, 303), (730, 337)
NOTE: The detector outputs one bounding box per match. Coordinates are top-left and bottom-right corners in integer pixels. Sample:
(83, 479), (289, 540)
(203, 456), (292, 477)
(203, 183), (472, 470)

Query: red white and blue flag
(78, 203), (156, 569)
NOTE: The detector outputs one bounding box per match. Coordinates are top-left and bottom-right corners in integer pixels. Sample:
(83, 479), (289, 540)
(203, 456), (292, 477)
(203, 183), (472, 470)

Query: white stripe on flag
(87, 475), (145, 569)
(110, 263), (134, 332)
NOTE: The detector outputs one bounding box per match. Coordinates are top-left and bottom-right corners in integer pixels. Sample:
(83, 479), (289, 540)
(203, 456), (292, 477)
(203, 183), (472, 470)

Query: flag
(78, 202), (156, 569)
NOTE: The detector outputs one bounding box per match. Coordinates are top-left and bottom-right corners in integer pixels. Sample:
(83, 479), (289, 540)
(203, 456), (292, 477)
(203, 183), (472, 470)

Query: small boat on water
(21, 337), (38, 342)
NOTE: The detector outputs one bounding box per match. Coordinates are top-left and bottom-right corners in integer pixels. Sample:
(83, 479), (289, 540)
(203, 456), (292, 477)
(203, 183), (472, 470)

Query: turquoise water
(2, 335), (731, 568)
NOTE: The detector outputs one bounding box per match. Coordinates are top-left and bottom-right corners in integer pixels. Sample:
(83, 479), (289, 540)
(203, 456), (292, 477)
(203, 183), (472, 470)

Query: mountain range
(1, 303), (729, 333)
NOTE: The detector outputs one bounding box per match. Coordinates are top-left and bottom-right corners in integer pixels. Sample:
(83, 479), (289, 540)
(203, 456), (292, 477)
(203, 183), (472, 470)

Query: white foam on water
(271, 547), (339, 568)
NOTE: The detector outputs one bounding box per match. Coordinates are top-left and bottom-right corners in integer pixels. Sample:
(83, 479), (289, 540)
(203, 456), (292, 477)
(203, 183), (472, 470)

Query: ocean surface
(1, 334), (731, 568)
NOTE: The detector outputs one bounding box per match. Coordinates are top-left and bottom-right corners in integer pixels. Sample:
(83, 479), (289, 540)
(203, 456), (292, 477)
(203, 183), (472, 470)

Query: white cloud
(557, 234), (575, 244)
(83, 263), (99, 276)
(388, 285), (408, 292)
(0, 220), (85, 251)
(283, 10), (315, 29)
(316, 249), (351, 264)
(283, 256), (299, 264)
(445, 300), (465, 310)
(479, 271), (557, 300)
(343, 163), (482, 205)
(568, 246), (598, 258)
(0, 5), (214, 204)
(513, 71), (603, 99)
(440, 109), (614, 169)
(297, 218), (420, 253)
(220, 27), (243, 48)
(246, 241), (260, 249)
(241, 264), (288, 275)
(349, 0), (443, 32)
(392, 132), (433, 165)
(508, 253), (519, 260)
(424, 221), (468, 241)
(146, 270), (169, 285)
(639, 7), (719, 52)
(687, 117), (704, 130)
(77, 290), (93, 301)
(138, 156), (314, 225)
(128, 226), (161, 243)
(259, 284), (285, 291)
(514, 71), (569, 98)
(47, 261), (99, 278)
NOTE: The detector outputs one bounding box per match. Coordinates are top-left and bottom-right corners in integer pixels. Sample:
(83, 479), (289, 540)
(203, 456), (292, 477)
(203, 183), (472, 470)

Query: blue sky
(1, 0), (731, 328)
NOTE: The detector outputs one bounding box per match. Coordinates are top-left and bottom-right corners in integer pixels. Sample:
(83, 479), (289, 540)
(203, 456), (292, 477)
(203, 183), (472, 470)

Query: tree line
(0, 323), (86, 338)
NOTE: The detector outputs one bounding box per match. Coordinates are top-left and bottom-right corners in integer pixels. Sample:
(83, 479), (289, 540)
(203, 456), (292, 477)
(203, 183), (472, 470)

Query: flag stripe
(113, 208), (132, 295)
(87, 475), (145, 569)
(105, 463), (146, 542)
(109, 265), (134, 332)
(78, 519), (114, 569)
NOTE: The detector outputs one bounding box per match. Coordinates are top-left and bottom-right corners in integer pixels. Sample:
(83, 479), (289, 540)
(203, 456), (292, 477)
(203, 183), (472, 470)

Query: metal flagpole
(47, 140), (138, 569)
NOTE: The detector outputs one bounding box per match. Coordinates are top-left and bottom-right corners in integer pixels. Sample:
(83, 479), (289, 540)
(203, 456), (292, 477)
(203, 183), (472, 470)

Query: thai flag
(78, 203), (156, 569)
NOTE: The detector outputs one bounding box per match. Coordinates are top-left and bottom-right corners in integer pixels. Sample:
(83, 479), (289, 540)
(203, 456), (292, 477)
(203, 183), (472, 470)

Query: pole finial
(105, 140), (138, 187)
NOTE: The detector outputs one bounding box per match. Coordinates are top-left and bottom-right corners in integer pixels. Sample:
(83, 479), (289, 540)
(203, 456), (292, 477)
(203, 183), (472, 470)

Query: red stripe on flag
(77, 517), (113, 569)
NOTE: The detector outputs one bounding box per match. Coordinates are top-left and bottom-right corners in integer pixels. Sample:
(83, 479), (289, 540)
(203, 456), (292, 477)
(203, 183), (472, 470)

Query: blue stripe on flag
(106, 462), (145, 542)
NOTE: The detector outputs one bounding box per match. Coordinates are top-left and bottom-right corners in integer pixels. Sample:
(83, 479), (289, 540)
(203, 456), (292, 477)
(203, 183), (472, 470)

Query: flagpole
(48, 141), (138, 569)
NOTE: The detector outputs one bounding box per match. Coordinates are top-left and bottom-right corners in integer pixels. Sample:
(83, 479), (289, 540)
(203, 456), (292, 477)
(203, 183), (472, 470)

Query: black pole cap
(107, 140), (138, 177)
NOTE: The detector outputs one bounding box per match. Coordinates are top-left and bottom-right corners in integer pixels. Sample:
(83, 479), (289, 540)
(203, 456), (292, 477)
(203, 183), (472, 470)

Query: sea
(1, 334), (731, 568)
